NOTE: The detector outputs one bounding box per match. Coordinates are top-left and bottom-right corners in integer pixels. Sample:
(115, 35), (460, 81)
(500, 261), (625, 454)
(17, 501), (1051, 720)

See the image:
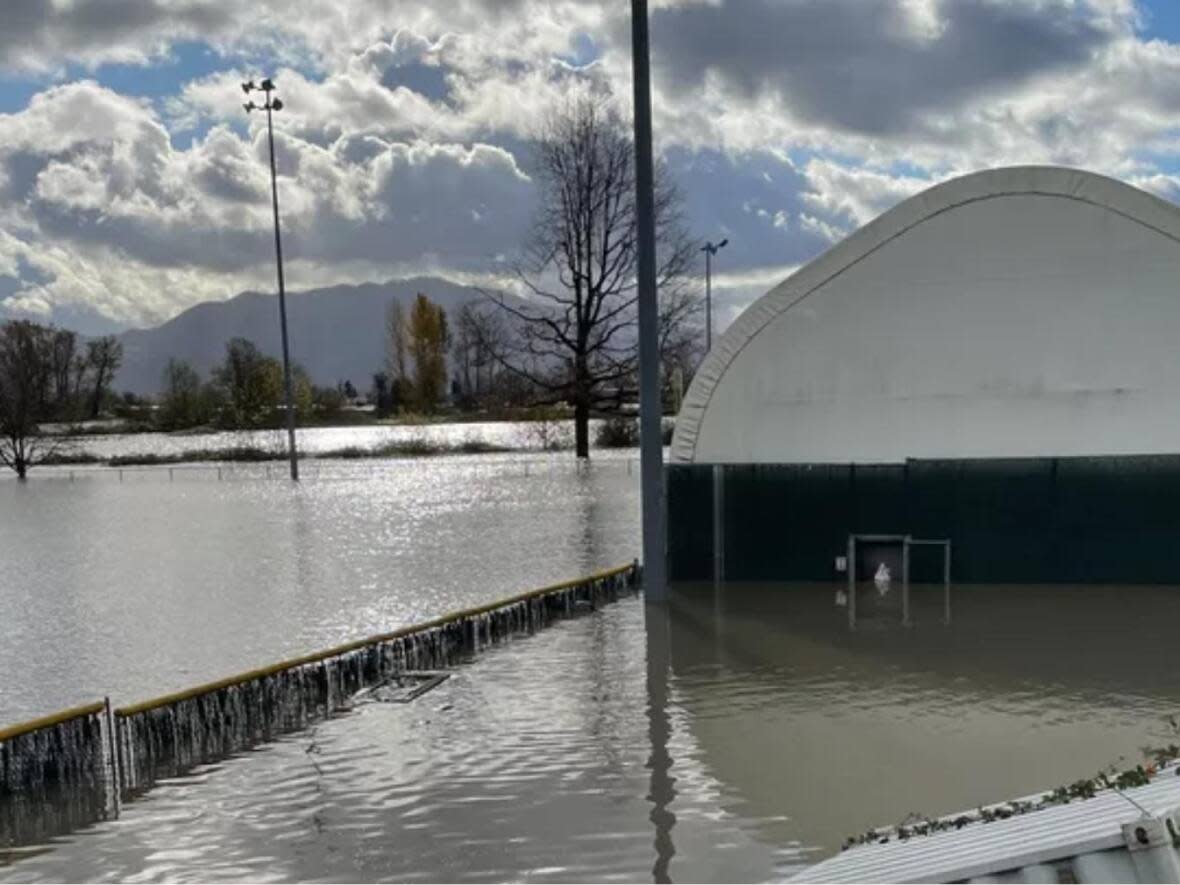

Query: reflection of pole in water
(644, 600), (676, 882)
(573, 463), (605, 573)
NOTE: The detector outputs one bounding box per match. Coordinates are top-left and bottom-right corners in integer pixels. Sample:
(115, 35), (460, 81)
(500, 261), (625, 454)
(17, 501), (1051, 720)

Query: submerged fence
(0, 563), (640, 845)
(0, 701), (116, 848)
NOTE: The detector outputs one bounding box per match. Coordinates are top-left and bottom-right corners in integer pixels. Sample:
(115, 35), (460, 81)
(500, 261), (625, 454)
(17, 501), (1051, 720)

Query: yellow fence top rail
(114, 562), (636, 718)
(0, 700), (105, 744)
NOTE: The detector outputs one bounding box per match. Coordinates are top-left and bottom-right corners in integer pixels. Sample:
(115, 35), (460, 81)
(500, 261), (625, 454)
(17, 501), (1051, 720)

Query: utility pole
(702, 239), (728, 352)
(631, 0), (667, 603)
(243, 77), (299, 481)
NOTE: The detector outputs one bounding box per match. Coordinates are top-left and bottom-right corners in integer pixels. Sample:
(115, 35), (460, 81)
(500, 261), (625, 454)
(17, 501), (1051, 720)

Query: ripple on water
(6, 552), (1180, 879)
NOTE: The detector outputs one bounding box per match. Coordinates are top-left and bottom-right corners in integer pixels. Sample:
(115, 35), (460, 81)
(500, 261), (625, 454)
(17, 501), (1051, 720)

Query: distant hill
(115, 277), (504, 395)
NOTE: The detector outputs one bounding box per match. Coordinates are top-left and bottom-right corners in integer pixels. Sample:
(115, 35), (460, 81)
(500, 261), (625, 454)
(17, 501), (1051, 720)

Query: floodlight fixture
(240, 77), (298, 480)
(701, 238), (729, 350)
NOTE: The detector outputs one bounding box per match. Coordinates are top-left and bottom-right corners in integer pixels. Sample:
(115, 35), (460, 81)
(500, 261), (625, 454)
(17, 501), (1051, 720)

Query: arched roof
(671, 166), (1180, 464)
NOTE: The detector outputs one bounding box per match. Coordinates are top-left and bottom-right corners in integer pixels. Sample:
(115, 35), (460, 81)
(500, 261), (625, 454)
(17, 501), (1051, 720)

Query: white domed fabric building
(667, 166), (1180, 584)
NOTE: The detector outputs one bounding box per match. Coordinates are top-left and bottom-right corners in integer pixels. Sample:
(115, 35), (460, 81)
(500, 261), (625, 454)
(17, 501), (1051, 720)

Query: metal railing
(0, 563), (641, 841)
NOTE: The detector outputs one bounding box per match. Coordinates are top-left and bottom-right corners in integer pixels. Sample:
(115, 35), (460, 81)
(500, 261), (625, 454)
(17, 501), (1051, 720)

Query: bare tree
(0, 320), (69, 479)
(386, 300), (409, 384)
(49, 328), (79, 415)
(483, 95), (699, 458)
(85, 335), (123, 419)
(452, 302), (510, 409)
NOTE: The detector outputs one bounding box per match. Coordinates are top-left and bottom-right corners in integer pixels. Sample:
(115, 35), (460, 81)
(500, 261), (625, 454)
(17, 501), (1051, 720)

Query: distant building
(668, 166), (1180, 583)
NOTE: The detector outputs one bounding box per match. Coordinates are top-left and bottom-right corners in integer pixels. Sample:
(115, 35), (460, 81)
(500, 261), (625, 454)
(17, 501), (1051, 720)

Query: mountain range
(115, 277), (502, 395)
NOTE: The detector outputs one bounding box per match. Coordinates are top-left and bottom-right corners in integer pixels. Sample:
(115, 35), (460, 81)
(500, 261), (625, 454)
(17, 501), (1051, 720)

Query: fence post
(944, 541), (952, 625)
(902, 536), (911, 628)
(104, 696), (121, 815)
(712, 464), (725, 586)
(847, 535), (856, 631)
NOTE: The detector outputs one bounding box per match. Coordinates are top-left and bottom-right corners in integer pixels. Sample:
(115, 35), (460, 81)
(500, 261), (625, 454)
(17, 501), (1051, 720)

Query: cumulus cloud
(0, 77), (533, 327)
(800, 159), (933, 227)
(5, 0), (1180, 332)
(0, 0), (245, 72)
(647, 0), (1116, 136)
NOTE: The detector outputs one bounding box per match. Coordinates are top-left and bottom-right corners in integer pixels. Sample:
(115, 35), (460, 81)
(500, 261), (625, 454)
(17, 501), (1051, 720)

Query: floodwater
(57, 420), (608, 461)
(0, 452), (639, 721)
(4, 451), (1180, 881)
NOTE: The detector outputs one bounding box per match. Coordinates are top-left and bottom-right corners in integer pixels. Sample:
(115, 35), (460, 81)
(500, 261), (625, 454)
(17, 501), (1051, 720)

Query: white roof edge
(670, 165), (1180, 464)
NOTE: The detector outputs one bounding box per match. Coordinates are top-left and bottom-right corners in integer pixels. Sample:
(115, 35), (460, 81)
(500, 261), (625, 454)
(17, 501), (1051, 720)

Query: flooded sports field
(3, 456), (1180, 881)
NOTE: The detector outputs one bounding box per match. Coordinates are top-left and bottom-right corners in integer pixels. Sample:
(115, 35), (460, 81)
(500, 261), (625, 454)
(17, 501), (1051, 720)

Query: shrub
(595, 416), (640, 448)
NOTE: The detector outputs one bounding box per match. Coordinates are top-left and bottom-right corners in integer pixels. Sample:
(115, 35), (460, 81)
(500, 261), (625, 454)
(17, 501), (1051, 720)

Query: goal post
(846, 534), (951, 630)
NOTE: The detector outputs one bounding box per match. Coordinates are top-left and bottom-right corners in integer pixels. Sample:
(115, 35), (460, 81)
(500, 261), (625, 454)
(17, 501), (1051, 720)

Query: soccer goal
(843, 534), (951, 630)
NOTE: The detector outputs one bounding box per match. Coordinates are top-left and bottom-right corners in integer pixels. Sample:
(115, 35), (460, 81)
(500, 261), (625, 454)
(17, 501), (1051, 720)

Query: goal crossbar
(846, 534), (952, 631)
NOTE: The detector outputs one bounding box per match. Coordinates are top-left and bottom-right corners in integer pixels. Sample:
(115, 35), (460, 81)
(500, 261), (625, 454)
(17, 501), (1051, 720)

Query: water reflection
(663, 581), (1180, 857)
(0, 454), (641, 722)
(644, 602), (675, 883)
(5, 564), (1179, 879)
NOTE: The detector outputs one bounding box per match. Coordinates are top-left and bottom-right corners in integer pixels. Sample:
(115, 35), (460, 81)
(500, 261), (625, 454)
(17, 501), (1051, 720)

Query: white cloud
(0, 77), (534, 327)
(801, 159), (933, 228)
(5, 0), (1180, 331)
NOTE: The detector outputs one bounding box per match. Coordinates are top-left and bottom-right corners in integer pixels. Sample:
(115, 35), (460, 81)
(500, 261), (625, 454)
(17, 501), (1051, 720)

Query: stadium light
(243, 77), (299, 481)
(701, 238), (728, 351)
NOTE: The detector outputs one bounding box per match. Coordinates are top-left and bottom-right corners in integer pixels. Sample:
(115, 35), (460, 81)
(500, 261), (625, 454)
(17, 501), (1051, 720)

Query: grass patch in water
(79, 438), (515, 468)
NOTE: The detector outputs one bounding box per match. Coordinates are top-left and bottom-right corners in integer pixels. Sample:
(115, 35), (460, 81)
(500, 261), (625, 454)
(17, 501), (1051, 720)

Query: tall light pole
(631, 0), (667, 603)
(701, 238), (728, 352)
(243, 78), (299, 481)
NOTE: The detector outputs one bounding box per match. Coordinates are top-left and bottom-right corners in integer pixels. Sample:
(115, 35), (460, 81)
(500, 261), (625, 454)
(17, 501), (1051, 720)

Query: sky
(2, 0), (1180, 334)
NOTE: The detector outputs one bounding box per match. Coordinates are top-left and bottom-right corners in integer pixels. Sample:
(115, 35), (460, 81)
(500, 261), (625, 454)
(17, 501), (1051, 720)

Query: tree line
(0, 93), (711, 477)
(0, 321), (124, 477)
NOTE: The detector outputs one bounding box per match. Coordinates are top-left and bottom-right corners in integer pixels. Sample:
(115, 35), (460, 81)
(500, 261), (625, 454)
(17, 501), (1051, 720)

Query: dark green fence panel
(952, 459), (1055, 583)
(723, 465), (787, 581)
(667, 453), (1180, 584)
(850, 463), (906, 536)
(666, 465), (714, 581)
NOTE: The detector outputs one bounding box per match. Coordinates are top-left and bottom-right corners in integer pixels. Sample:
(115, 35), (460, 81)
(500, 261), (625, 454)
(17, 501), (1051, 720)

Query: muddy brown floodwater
(3, 456), (1179, 881)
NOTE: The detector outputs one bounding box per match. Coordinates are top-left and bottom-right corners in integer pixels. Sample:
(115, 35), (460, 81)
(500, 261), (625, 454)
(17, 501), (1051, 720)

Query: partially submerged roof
(672, 166), (1180, 465)
(791, 766), (1180, 884)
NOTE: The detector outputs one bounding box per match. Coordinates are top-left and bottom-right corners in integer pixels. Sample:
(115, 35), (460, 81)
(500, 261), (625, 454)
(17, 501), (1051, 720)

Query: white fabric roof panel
(672, 166), (1180, 465)
(791, 769), (1180, 883)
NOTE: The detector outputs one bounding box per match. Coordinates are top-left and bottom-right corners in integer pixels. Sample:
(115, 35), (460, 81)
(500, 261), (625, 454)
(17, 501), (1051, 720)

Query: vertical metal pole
(902, 536), (911, 628)
(632, 0), (667, 603)
(712, 464), (724, 585)
(849, 533), (859, 632)
(944, 541), (952, 625)
(705, 249), (712, 352)
(266, 102), (299, 482)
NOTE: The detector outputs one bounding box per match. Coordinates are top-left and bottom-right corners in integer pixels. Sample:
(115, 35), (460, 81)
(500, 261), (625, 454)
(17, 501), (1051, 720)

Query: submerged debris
(0, 564), (639, 856)
(114, 566), (639, 795)
(354, 671), (450, 704)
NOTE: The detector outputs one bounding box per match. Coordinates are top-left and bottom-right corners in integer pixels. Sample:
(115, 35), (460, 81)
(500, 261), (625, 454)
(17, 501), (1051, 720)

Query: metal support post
(712, 464), (724, 586)
(631, 0), (667, 602)
(902, 536), (911, 628)
(847, 534), (856, 631)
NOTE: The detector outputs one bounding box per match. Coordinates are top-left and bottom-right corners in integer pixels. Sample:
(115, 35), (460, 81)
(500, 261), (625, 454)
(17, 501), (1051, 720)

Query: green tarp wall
(667, 455), (1180, 583)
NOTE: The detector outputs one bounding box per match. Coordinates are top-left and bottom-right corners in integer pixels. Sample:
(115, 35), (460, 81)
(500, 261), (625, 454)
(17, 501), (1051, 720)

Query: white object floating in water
(835, 590), (848, 608)
(874, 562), (891, 596)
